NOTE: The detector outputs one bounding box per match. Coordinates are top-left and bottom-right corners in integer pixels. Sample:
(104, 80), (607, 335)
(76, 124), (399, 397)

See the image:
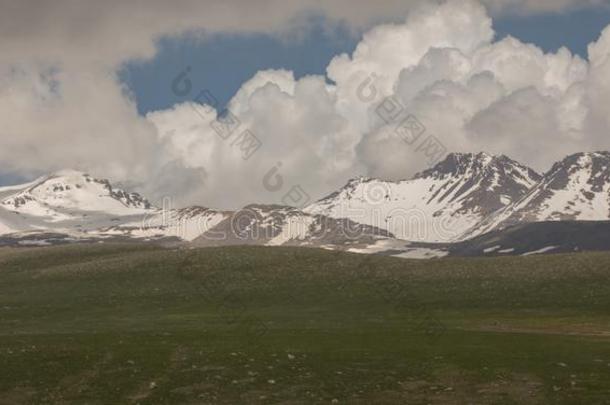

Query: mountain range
(1, 152), (610, 258)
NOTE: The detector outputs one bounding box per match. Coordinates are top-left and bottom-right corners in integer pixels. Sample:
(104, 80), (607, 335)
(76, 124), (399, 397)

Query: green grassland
(0, 244), (609, 404)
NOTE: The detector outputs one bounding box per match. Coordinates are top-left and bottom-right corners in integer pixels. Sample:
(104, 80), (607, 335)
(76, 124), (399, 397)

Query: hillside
(449, 220), (610, 257)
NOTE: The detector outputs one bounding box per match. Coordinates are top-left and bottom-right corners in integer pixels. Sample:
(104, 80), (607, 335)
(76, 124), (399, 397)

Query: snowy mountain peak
(415, 152), (540, 185)
(544, 152), (610, 192)
(522, 152), (610, 220)
(466, 151), (610, 237)
(1, 170), (152, 215)
(346, 175), (375, 185)
(413, 152), (491, 179)
(306, 152), (540, 242)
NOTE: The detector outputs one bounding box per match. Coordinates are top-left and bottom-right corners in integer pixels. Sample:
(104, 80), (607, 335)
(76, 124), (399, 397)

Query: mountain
(191, 204), (396, 250)
(467, 152), (610, 237)
(0, 173), (399, 250)
(305, 152), (540, 243)
(0, 170), (149, 236)
(1, 169), (151, 214)
(3, 151), (610, 259)
(0, 170), (225, 242)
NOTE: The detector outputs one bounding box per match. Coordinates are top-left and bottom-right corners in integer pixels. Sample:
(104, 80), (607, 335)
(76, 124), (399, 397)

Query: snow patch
(522, 246), (558, 256)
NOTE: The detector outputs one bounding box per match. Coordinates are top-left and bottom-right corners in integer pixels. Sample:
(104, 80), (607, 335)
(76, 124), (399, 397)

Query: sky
(122, 7), (610, 115)
(2, 0), (610, 209)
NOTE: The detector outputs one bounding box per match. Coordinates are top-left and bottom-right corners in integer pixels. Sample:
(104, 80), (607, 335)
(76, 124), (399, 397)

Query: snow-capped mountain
(1, 170), (151, 215)
(0, 172), (398, 250)
(305, 152), (541, 242)
(192, 204), (395, 250)
(2, 151), (610, 258)
(467, 152), (610, 237)
(0, 170), (225, 241)
(0, 170), (150, 236)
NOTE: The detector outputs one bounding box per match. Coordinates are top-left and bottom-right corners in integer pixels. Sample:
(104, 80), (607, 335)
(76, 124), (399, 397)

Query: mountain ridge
(1, 151), (610, 258)
(305, 152), (541, 242)
(463, 151), (610, 238)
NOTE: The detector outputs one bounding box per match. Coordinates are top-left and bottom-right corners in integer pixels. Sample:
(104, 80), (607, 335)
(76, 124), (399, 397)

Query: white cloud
(1, 0), (610, 208)
(143, 0), (610, 208)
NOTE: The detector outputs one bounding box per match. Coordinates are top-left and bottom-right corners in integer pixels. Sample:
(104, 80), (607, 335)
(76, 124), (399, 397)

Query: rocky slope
(465, 152), (610, 238)
(305, 152), (541, 242)
(191, 204), (395, 251)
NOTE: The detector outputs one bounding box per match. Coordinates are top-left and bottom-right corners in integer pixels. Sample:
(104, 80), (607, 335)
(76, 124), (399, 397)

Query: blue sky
(121, 8), (610, 116)
(120, 17), (357, 115)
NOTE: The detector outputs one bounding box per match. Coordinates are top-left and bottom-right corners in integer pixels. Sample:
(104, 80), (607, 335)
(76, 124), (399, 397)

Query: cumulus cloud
(1, 0), (610, 209)
(147, 0), (610, 208)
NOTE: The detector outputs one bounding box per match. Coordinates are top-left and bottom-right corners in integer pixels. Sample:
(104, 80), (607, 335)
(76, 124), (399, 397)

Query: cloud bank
(1, 0), (610, 208)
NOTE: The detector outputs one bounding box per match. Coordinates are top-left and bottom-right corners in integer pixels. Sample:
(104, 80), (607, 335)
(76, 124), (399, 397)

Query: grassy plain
(0, 244), (609, 404)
